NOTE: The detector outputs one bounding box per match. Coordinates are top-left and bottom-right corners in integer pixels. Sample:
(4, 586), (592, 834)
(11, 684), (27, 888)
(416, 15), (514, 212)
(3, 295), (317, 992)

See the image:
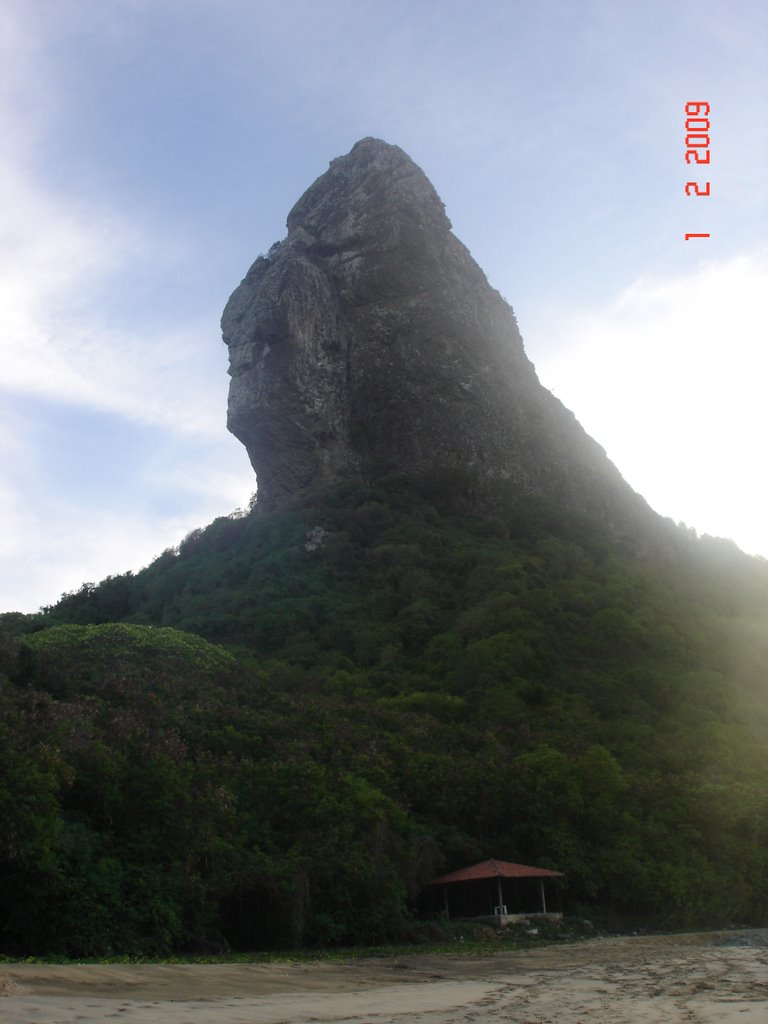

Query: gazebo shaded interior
(426, 859), (564, 918)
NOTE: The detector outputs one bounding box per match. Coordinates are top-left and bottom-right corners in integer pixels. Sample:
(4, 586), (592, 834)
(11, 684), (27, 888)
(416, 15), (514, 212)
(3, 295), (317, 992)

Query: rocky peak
(221, 138), (659, 545)
(286, 136), (450, 242)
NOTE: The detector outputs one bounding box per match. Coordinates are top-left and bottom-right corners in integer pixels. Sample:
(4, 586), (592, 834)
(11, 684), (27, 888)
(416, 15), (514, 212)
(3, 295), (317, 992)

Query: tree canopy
(2, 479), (768, 955)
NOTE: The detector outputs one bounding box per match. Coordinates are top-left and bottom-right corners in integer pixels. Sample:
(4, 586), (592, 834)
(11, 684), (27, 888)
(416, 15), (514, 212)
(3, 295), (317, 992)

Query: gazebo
(428, 858), (564, 921)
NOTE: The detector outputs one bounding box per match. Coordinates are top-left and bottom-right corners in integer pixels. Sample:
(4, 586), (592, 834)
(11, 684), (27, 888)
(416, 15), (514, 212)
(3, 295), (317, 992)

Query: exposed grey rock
(304, 526), (328, 552)
(712, 930), (768, 947)
(222, 137), (660, 544)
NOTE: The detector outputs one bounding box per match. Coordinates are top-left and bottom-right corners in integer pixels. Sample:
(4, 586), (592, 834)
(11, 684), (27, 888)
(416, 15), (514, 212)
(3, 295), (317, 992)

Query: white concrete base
(476, 912), (563, 926)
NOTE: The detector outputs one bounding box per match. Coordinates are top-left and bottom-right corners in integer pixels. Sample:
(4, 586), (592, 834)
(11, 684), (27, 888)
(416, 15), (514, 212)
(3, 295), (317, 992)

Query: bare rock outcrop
(222, 138), (657, 542)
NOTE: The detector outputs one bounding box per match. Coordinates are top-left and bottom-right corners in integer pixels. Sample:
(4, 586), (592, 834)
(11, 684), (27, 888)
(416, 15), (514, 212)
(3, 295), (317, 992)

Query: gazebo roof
(430, 858), (564, 885)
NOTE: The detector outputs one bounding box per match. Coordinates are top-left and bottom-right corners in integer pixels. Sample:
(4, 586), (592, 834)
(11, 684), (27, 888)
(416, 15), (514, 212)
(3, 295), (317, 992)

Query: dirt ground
(2, 930), (767, 1023)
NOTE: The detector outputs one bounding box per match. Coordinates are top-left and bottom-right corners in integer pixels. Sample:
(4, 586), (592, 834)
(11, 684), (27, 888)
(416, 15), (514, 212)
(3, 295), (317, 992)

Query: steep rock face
(222, 137), (656, 540)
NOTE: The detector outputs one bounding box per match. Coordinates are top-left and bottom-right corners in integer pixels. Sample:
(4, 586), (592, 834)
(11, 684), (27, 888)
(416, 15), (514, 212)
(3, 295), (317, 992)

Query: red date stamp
(684, 101), (710, 240)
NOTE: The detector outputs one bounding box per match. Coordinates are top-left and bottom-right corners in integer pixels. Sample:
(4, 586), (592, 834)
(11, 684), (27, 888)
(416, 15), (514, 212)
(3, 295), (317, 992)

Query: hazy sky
(2, 0), (766, 613)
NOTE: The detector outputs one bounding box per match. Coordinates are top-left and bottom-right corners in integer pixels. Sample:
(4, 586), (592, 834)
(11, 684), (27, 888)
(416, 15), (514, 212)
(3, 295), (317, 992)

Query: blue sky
(2, 0), (766, 612)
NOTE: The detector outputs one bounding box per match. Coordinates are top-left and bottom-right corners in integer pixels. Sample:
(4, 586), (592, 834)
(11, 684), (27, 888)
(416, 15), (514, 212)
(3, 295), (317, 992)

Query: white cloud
(0, 151), (230, 436)
(0, 415), (254, 614)
(536, 251), (768, 556)
(0, 2), (230, 438)
(0, 2), (254, 614)
(0, 489), (196, 614)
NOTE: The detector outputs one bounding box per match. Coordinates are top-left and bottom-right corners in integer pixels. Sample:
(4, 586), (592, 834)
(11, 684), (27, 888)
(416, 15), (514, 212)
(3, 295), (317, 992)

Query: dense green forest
(2, 477), (768, 956)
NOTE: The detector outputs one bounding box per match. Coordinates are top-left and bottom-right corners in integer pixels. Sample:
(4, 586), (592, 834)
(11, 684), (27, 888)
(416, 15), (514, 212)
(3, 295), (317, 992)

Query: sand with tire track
(2, 931), (767, 1023)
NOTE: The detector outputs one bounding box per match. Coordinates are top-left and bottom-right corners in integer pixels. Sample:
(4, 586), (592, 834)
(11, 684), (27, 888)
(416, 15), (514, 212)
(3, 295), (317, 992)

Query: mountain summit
(222, 138), (654, 540)
(9, 144), (768, 959)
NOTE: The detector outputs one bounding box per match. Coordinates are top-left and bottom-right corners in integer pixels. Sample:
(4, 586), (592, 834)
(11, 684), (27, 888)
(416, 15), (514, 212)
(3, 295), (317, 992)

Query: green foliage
(2, 479), (767, 954)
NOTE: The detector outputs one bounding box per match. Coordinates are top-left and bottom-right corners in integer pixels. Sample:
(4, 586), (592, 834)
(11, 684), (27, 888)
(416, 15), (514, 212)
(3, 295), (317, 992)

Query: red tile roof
(430, 858), (564, 884)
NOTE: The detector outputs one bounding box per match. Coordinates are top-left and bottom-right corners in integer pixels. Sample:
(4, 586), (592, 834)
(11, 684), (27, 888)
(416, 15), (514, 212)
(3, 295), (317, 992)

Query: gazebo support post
(427, 860), (563, 922)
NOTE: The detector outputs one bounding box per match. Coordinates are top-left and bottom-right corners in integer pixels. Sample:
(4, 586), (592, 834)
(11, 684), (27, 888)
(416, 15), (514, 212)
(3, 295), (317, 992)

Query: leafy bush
(1, 480), (767, 953)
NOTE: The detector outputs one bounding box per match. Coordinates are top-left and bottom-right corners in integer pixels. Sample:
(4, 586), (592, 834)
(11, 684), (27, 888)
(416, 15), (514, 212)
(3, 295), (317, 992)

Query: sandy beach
(2, 931), (767, 1024)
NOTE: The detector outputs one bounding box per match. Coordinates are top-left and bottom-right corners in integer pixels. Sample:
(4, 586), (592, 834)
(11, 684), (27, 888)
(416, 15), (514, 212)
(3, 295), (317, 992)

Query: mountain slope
(2, 140), (767, 956)
(222, 138), (662, 553)
(3, 482), (767, 954)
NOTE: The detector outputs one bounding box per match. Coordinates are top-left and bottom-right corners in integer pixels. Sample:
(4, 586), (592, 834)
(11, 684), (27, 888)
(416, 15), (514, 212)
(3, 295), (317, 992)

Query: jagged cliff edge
(222, 137), (664, 549)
